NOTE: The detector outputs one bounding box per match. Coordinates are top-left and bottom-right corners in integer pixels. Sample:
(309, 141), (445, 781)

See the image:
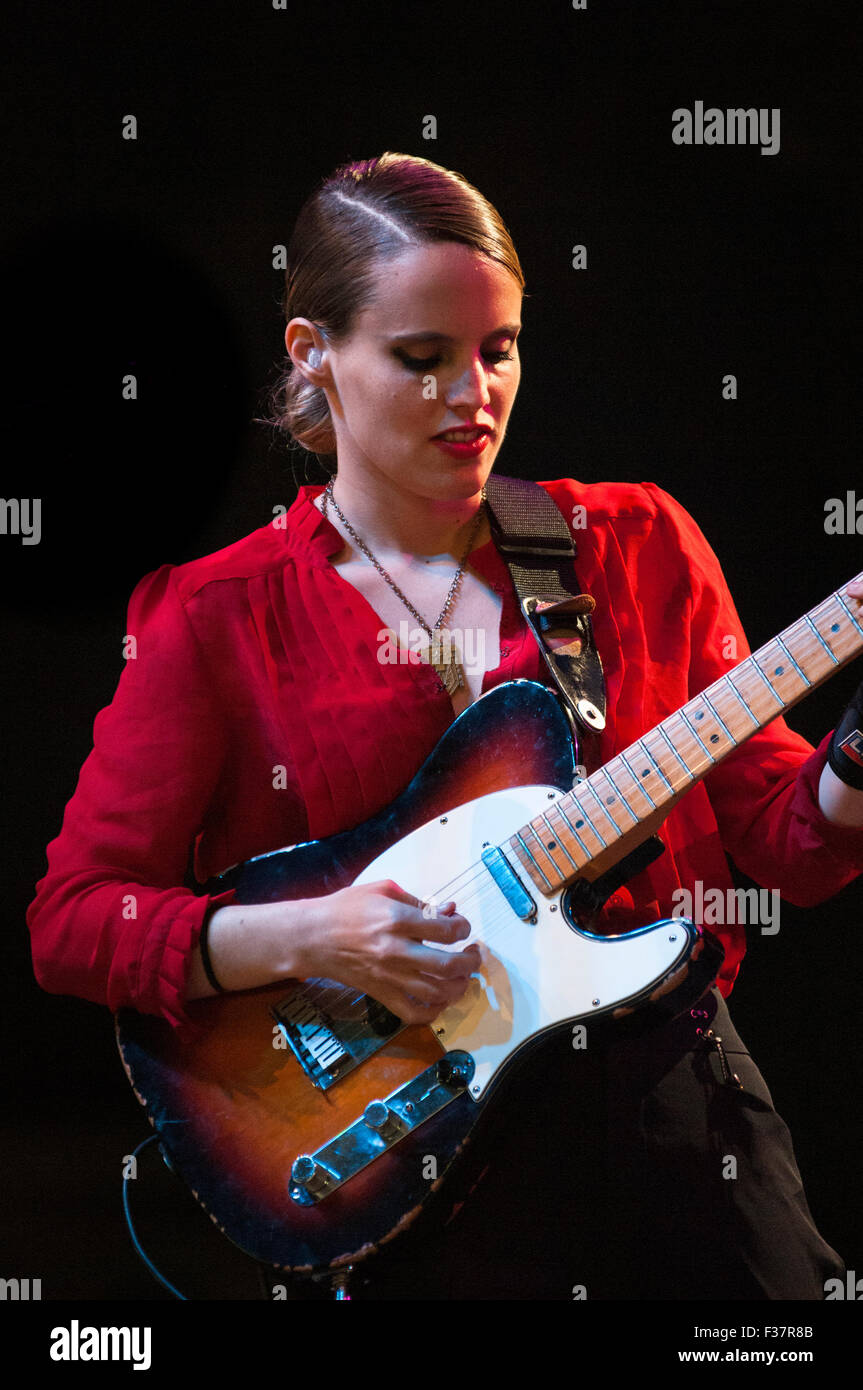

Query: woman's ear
(285, 320), (327, 382)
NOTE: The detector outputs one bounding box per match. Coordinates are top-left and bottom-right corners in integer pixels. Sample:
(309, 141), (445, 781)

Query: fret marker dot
(606, 796), (614, 804)
(710, 734), (720, 743)
(774, 666), (784, 676)
(575, 820), (584, 829)
(547, 841), (556, 851)
(642, 770), (650, 778)
(831, 623), (840, 632)
(695, 711), (703, 720)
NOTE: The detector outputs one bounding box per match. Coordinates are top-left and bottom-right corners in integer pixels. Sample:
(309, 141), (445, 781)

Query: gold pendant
(423, 630), (464, 695)
(433, 656), (464, 696)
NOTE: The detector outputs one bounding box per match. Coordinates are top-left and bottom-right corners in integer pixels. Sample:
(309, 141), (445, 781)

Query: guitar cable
(122, 1134), (189, 1300)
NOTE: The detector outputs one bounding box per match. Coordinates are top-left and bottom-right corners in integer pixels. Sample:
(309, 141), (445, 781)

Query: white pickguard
(353, 785), (691, 1099)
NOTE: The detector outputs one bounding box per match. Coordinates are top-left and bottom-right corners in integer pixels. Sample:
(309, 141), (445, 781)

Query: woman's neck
(315, 470), (491, 560)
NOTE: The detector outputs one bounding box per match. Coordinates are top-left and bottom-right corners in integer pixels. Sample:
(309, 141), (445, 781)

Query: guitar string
(285, 641), (801, 1040)
(293, 882), (527, 1048)
(288, 600), (862, 1047)
(290, 728), (759, 1039)
(298, 613), (833, 1038)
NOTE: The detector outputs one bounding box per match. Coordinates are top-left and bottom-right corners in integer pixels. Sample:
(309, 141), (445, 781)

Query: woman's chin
(422, 449), (499, 495)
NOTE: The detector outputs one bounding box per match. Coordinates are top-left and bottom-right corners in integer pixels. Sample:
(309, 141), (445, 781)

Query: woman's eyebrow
(386, 323), (522, 343)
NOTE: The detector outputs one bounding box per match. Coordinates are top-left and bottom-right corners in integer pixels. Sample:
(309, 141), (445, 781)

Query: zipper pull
(702, 1027), (743, 1089)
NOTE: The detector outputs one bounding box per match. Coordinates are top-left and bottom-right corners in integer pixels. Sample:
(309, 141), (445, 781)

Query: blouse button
(500, 645), (511, 659)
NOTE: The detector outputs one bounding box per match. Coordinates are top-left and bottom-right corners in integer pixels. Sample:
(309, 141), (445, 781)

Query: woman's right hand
(191, 879), (481, 1025)
(295, 879), (481, 1024)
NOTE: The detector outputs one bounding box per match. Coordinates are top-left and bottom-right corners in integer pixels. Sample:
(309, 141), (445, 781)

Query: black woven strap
(484, 474), (607, 747)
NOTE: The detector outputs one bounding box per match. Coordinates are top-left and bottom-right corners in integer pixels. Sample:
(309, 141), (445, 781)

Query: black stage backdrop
(2, 0), (861, 1342)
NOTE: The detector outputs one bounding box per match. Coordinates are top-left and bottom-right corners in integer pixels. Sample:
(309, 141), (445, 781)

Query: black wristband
(199, 909), (226, 993)
(827, 679), (863, 792)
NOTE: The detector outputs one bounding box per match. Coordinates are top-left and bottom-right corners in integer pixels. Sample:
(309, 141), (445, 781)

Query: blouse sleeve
(26, 564), (237, 1027)
(645, 483), (863, 906)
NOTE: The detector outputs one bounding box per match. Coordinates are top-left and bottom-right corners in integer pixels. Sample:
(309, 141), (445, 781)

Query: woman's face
(293, 241), (522, 504)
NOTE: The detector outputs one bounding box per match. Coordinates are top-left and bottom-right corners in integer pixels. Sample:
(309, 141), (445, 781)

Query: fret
(836, 591), (863, 640)
(579, 777), (625, 839)
(731, 659), (784, 722)
(509, 831), (554, 891)
(750, 658), (782, 702)
(535, 809), (581, 879)
(719, 673), (760, 729)
(636, 734), (680, 794)
(543, 804), (588, 870)
(519, 825), (560, 886)
(619, 750), (657, 810)
(500, 575), (863, 897)
(659, 716), (707, 779)
(594, 764), (640, 825)
(570, 790), (609, 848)
(558, 793), (608, 858)
(804, 613), (839, 664)
(694, 692), (737, 747)
(752, 638), (810, 706)
(611, 752), (657, 815)
(775, 635), (810, 688)
(554, 800), (592, 858)
(809, 596), (862, 664)
(778, 617), (824, 678)
(680, 709), (714, 762)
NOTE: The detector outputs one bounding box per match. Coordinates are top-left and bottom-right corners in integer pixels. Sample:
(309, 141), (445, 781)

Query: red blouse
(26, 479), (863, 1027)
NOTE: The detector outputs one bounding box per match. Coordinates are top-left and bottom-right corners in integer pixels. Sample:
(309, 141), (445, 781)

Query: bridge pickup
(272, 980), (404, 1092)
(481, 845), (537, 922)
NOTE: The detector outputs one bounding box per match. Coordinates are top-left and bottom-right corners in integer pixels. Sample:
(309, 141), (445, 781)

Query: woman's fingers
(368, 879), (473, 945)
(321, 879), (480, 1021)
(403, 939), (481, 980)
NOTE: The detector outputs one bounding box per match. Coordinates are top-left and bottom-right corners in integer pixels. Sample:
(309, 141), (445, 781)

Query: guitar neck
(507, 572), (863, 894)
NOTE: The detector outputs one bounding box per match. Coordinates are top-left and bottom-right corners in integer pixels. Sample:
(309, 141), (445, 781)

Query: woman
(27, 152), (863, 1300)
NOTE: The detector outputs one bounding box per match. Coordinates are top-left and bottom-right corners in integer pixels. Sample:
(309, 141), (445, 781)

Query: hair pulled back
(265, 152), (525, 463)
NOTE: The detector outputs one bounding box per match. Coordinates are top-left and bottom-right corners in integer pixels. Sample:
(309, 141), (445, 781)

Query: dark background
(2, 0), (861, 1314)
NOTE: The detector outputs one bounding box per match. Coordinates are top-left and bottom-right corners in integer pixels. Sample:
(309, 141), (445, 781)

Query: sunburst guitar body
(117, 568), (863, 1277)
(117, 679), (720, 1274)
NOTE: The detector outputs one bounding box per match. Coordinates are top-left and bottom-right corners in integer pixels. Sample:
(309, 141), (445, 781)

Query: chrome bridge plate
(288, 1051), (475, 1205)
(272, 979), (404, 1092)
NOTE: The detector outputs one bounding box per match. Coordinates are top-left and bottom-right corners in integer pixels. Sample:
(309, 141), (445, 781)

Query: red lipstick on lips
(431, 423), (494, 458)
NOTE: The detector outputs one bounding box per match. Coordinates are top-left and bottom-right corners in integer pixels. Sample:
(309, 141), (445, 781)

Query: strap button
(576, 698), (606, 731)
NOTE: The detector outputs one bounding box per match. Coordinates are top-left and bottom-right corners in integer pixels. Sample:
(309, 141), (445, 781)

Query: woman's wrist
(817, 760), (863, 828)
(185, 897), (322, 999)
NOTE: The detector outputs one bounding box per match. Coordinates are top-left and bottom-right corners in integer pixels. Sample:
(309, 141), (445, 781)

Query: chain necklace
(322, 477), (487, 695)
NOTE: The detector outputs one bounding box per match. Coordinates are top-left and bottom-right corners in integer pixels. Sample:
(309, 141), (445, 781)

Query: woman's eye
(395, 348), (515, 372)
(396, 352), (441, 370)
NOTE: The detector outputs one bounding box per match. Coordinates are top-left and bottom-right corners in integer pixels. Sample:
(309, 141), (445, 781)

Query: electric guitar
(117, 573), (863, 1276)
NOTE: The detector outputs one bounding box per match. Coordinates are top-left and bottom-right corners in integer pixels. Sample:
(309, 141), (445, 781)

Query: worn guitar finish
(117, 575), (863, 1274)
(117, 684), (587, 1269)
(117, 681), (713, 1272)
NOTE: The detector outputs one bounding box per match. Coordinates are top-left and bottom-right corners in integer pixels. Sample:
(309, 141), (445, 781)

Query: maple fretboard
(508, 573), (863, 893)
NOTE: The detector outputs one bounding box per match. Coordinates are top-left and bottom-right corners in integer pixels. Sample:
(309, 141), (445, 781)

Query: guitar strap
(484, 474), (607, 762)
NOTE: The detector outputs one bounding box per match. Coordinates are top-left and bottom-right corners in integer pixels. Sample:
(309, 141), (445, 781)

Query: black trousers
(326, 988), (845, 1301)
